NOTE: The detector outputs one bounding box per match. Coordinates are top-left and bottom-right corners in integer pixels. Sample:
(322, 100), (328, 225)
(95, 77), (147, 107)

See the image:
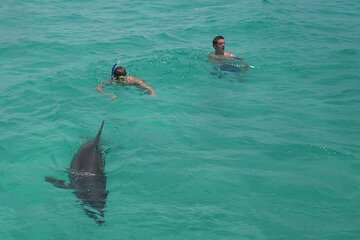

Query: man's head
(212, 35), (225, 55)
(113, 66), (127, 78)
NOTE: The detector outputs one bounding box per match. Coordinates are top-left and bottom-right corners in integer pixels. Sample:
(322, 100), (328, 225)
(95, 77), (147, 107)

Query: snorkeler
(96, 66), (156, 100)
(208, 35), (249, 71)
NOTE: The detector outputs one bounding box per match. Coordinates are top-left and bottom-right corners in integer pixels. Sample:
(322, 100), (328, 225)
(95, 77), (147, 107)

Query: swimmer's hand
(97, 84), (117, 100)
(149, 91), (156, 96)
(108, 94), (118, 100)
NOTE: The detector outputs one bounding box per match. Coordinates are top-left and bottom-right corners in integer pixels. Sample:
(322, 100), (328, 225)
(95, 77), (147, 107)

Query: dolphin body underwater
(45, 121), (108, 224)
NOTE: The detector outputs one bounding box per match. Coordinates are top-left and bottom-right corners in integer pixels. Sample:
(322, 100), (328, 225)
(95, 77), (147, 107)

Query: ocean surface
(1, 0), (360, 239)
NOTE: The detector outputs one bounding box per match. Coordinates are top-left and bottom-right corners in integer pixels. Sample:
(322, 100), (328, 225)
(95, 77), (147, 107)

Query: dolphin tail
(83, 206), (105, 225)
(94, 121), (105, 149)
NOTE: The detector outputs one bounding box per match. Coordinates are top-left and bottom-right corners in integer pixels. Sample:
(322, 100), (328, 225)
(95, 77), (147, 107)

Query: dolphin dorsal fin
(94, 121), (104, 149)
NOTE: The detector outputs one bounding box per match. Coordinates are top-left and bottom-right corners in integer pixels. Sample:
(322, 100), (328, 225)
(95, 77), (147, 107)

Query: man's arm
(96, 81), (118, 100)
(233, 57), (249, 71)
(128, 77), (156, 96)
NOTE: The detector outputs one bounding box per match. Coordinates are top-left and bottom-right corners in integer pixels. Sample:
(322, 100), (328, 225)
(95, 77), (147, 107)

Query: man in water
(208, 35), (248, 71)
(96, 66), (156, 100)
(209, 35), (236, 58)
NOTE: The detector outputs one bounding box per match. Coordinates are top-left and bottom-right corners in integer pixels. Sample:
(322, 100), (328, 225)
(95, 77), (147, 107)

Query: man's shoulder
(208, 52), (236, 58)
(224, 52), (236, 58)
(208, 53), (221, 60)
(126, 76), (143, 84)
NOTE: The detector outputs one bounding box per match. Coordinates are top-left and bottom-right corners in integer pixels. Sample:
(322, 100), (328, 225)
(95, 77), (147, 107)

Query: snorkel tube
(111, 63), (117, 78)
(111, 60), (121, 78)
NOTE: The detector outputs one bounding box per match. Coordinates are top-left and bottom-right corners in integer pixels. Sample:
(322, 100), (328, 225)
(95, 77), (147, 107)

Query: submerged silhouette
(45, 121), (108, 224)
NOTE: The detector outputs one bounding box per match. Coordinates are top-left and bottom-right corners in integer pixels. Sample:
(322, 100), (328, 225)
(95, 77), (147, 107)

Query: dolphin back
(94, 121), (104, 149)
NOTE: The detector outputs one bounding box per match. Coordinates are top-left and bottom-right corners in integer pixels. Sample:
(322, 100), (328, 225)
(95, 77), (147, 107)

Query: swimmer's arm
(96, 81), (118, 100)
(208, 54), (216, 61)
(208, 54), (223, 64)
(233, 56), (249, 71)
(130, 77), (156, 96)
(138, 80), (156, 96)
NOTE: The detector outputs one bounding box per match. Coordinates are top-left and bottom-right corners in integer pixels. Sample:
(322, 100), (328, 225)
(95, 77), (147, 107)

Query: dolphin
(45, 121), (108, 224)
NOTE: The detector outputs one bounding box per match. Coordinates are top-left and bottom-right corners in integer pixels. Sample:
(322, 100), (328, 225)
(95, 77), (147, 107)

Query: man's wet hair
(213, 35), (224, 47)
(114, 66), (127, 77)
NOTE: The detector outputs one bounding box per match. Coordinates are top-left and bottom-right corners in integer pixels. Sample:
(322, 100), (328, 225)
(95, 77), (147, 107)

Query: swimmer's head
(213, 35), (224, 47)
(213, 35), (225, 54)
(113, 66), (127, 78)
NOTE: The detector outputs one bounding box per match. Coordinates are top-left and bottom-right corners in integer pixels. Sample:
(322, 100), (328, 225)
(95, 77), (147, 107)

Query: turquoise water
(1, 0), (360, 239)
